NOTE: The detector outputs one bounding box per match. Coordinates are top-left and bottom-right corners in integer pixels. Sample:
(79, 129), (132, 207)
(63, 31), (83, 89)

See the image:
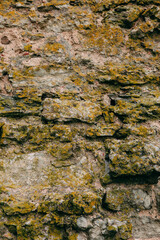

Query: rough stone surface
(42, 98), (102, 123)
(104, 186), (152, 211)
(105, 137), (160, 177)
(0, 0), (159, 239)
(77, 216), (92, 230)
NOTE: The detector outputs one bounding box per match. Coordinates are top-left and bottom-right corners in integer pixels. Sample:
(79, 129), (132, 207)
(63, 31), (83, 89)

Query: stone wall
(0, 0), (160, 239)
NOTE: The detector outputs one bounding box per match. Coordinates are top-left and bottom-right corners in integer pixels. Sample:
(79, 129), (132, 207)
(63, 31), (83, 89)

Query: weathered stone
(155, 186), (160, 212)
(0, 0), (159, 239)
(105, 137), (160, 177)
(0, 93), (41, 117)
(42, 99), (102, 123)
(48, 142), (74, 167)
(130, 18), (159, 39)
(77, 232), (88, 240)
(85, 123), (121, 138)
(77, 216), (92, 229)
(50, 125), (75, 142)
(89, 226), (105, 240)
(107, 218), (132, 240)
(132, 217), (160, 239)
(0, 151), (53, 187)
(105, 5), (143, 28)
(111, 92), (160, 123)
(132, 189), (151, 210)
(52, 192), (100, 215)
(88, 218), (108, 240)
(104, 186), (152, 211)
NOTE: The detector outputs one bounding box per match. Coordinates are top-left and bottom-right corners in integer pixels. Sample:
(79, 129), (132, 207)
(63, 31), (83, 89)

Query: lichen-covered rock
(48, 142), (74, 167)
(0, 0), (160, 238)
(97, 64), (160, 85)
(104, 5), (143, 28)
(38, 191), (100, 215)
(0, 93), (41, 117)
(103, 186), (152, 211)
(107, 218), (132, 240)
(88, 217), (132, 240)
(85, 122), (121, 138)
(105, 137), (160, 177)
(50, 125), (76, 142)
(42, 98), (102, 123)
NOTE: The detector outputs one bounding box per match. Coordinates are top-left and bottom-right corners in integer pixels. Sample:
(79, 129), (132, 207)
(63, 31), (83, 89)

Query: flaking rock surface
(0, 0), (160, 239)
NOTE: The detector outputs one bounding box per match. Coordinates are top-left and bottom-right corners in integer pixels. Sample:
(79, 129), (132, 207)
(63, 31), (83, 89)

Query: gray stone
(108, 218), (122, 231)
(0, 151), (53, 187)
(132, 189), (151, 210)
(77, 216), (92, 230)
(106, 138), (160, 177)
(132, 217), (160, 239)
(89, 219), (107, 240)
(155, 186), (160, 212)
(77, 233), (88, 240)
(89, 227), (104, 240)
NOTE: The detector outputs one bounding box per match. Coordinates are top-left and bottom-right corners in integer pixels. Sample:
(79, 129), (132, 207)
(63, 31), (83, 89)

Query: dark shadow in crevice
(110, 171), (160, 185)
(0, 112), (39, 118)
(5, 224), (17, 236)
(0, 124), (3, 139)
(41, 92), (59, 101)
(41, 116), (102, 125)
